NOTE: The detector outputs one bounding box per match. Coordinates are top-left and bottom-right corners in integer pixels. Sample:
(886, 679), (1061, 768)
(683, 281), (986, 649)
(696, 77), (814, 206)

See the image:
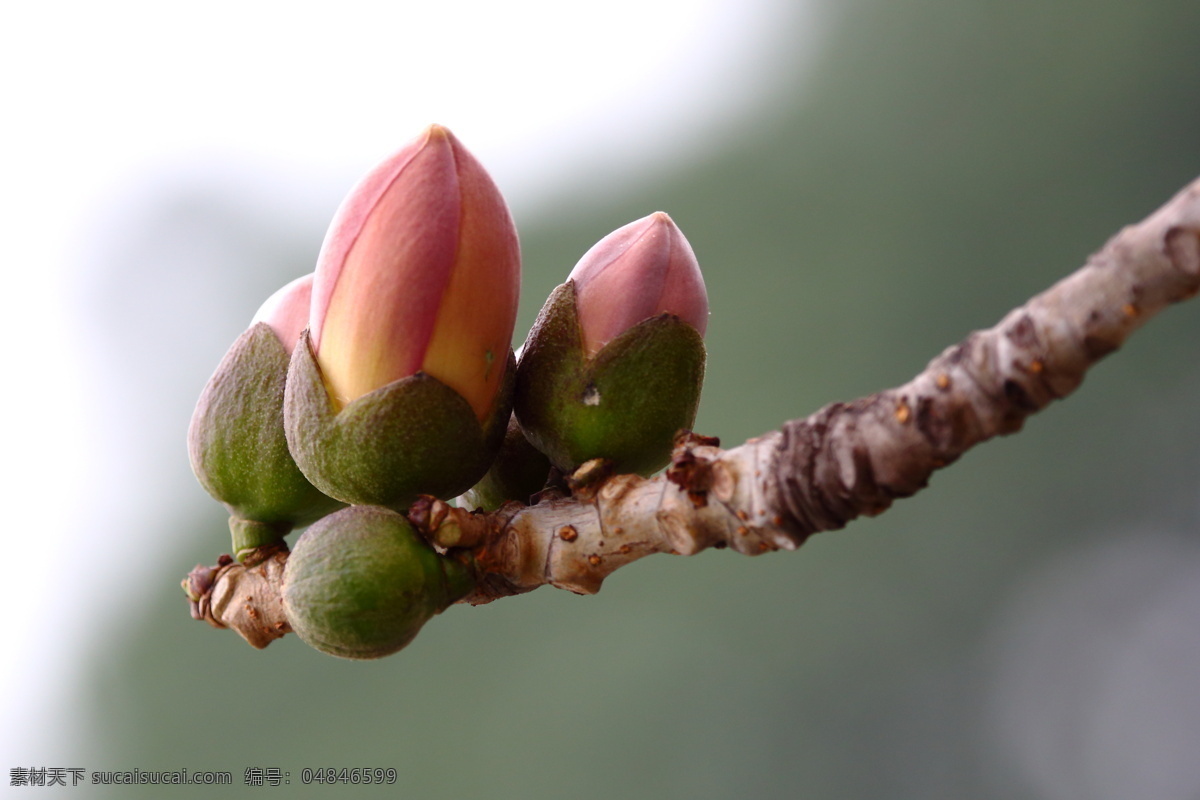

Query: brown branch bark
(188, 176), (1200, 649)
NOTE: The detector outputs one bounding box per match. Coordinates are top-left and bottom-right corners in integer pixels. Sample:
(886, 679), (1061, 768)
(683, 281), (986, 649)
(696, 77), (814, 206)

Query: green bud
(282, 505), (474, 659)
(457, 414), (553, 511)
(188, 322), (345, 554)
(515, 281), (706, 476)
(284, 332), (515, 510)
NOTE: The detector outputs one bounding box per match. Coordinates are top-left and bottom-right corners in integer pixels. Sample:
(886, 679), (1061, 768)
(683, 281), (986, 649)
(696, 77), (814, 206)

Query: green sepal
(284, 331), (515, 510)
(187, 323), (346, 541)
(514, 281), (706, 476)
(457, 414), (553, 511)
(282, 505), (474, 660)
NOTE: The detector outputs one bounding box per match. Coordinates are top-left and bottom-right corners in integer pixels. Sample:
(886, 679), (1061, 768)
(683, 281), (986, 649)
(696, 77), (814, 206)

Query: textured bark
(183, 546), (291, 648)
(187, 176), (1200, 648)
(767, 185), (1200, 541)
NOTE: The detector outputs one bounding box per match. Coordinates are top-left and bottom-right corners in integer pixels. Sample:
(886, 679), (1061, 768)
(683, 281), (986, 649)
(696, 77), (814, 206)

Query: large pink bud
(310, 124), (520, 421)
(567, 211), (708, 357)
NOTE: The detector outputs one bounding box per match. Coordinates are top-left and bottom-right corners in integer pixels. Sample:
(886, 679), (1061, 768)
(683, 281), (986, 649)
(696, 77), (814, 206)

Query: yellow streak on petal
(420, 136), (520, 421)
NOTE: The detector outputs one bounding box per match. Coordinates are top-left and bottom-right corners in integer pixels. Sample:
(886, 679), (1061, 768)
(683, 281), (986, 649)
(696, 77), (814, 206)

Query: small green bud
(457, 414), (553, 511)
(515, 213), (707, 476)
(188, 280), (345, 556)
(282, 505), (474, 660)
(284, 332), (514, 510)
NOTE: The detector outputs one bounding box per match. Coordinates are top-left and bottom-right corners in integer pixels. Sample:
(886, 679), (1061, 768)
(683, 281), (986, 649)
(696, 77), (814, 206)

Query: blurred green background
(29, 0), (1200, 797)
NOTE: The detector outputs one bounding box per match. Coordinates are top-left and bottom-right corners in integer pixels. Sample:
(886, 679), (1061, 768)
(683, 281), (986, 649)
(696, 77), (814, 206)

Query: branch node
(565, 459), (615, 500)
(665, 431), (723, 508)
(1164, 225), (1200, 280)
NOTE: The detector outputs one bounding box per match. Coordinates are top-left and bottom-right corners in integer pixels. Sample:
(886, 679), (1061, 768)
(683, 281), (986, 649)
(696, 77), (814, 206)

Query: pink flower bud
(190, 270), (344, 546)
(567, 211), (708, 357)
(310, 125), (520, 420)
(250, 274), (313, 355)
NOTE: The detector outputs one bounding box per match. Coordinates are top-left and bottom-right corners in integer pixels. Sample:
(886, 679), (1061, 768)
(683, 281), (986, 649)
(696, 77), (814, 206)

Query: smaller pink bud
(189, 271), (343, 545)
(567, 212), (708, 357)
(250, 274), (313, 355)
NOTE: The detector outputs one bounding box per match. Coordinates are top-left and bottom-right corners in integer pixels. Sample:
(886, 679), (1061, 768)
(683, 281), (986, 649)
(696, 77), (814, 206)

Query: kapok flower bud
(285, 125), (519, 509)
(282, 505), (474, 659)
(188, 275), (344, 558)
(515, 213), (708, 477)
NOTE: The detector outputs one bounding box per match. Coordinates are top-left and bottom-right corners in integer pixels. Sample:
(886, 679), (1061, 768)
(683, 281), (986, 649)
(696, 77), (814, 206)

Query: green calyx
(514, 281), (706, 477)
(284, 331), (515, 510)
(282, 505), (474, 660)
(457, 414), (553, 511)
(188, 323), (346, 547)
